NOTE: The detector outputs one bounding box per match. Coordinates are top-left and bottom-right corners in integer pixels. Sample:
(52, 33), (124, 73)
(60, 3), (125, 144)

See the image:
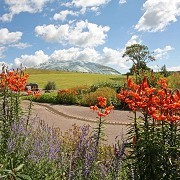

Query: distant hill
(35, 60), (120, 75)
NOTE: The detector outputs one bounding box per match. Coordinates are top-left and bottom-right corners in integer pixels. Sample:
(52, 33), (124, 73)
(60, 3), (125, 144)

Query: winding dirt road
(22, 100), (137, 144)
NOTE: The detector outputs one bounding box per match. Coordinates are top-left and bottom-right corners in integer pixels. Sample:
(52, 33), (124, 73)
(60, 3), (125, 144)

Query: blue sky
(0, 0), (180, 73)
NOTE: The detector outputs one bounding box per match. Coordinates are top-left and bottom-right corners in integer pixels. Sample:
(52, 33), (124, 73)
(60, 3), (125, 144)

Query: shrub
(56, 89), (78, 104)
(31, 92), (57, 103)
(80, 87), (116, 106)
(89, 81), (124, 93)
(44, 81), (56, 91)
(70, 85), (90, 95)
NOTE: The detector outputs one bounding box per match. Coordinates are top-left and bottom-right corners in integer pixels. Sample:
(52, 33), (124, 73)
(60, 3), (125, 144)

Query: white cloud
(100, 47), (130, 70)
(149, 65), (160, 72)
(61, 2), (72, 7)
(101, 35), (141, 70)
(0, 47), (6, 59)
(11, 45), (130, 71)
(13, 48), (100, 68)
(72, 0), (110, 8)
(125, 35), (141, 47)
(51, 44), (133, 71)
(135, 0), (180, 32)
(11, 35), (142, 72)
(149, 64), (180, 72)
(62, 0), (110, 13)
(101, 47), (124, 64)
(154, 45), (174, 59)
(10, 42), (31, 49)
(51, 46), (131, 71)
(90, 7), (99, 12)
(0, 13), (13, 22)
(119, 0), (127, 4)
(50, 47), (100, 62)
(0, 28), (30, 58)
(53, 10), (79, 21)
(14, 50), (49, 67)
(35, 20), (110, 48)
(167, 66), (180, 71)
(35, 24), (69, 43)
(0, 0), (54, 22)
(0, 28), (22, 45)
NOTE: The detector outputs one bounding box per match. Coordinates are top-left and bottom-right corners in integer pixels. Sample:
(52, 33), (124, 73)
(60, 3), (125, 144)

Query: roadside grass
(26, 68), (125, 89)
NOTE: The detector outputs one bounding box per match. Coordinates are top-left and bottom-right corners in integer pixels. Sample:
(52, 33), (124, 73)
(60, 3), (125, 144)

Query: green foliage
(0, 67), (31, 179)
(0, 88), (22, 156)
(123, 44), (155, 74)
(70, 85), (91, 95)
(89, 81), (124, 93)
(81, 87), (117, 106)
(25, 81), (124, 107)
(123, 44), (155, 63)
(0, 159), (31, 180)
(126, 117), (180, 180)
(160, 64), (171, 77)
(133, 69), (180, 90)
(31, 92), (57, 103)
(129, 63), (150, 75)
(44, 81), (56, 91)
(118, 74), (180, 179)
(132, 69), (163, 87)
(56, 89), (78, 105)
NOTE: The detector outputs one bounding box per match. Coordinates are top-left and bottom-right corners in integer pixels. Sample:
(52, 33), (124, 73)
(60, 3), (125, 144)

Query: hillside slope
(35, 60), (120, 75)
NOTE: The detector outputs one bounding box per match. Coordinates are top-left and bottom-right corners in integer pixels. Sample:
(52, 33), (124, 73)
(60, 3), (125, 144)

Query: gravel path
(22, 100), (139, 144)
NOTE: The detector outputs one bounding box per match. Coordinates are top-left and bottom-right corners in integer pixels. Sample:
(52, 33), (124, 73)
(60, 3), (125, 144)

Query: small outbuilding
(25, 83), (38, 91)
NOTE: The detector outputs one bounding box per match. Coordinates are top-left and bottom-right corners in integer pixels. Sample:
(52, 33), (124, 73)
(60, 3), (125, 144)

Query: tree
(160, 64), (171, 77)
(129, 61), (151, 75)
(123, 44), (155, 74)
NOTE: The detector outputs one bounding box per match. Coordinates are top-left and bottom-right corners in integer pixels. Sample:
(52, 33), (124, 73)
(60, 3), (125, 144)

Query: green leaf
(14, 164), (24, 172)
(0, 175), (7, 178)
(17, 174), (32, 180)
(0, 169), (12, 173)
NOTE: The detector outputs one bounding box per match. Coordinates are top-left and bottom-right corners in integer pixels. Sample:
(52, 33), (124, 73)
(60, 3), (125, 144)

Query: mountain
(35, 60), (120, 74)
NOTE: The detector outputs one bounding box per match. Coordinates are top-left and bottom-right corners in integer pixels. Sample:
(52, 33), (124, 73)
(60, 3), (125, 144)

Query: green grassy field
(26, 68), (125, 89)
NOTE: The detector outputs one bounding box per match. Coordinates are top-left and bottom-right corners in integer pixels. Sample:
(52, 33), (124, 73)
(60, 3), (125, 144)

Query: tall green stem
(134, 111), (138, 140)
(95, 116), (102, 152)
(26, 99), (33, 130)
